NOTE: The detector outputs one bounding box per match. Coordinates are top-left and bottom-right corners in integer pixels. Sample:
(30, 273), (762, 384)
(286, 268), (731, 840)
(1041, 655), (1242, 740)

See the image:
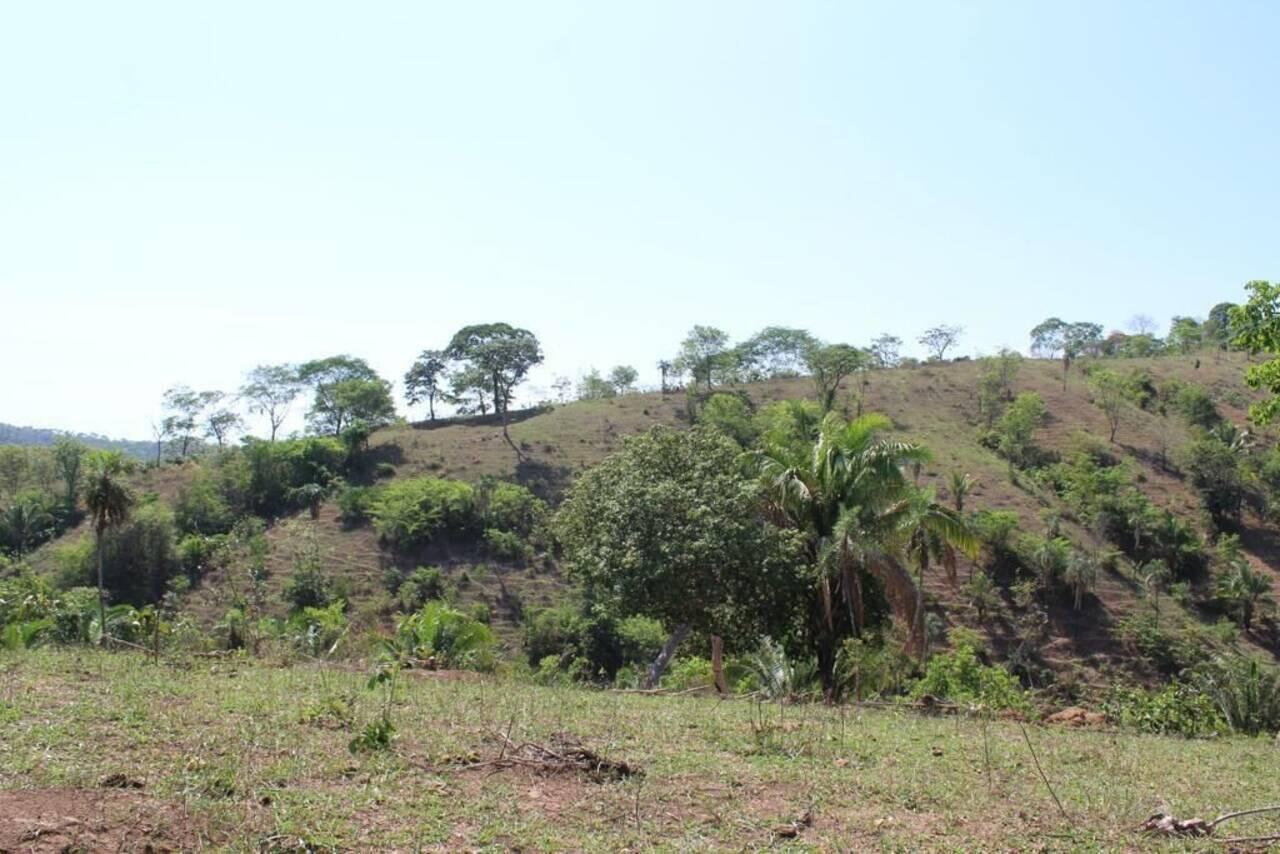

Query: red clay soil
(0, 789), (202, 853)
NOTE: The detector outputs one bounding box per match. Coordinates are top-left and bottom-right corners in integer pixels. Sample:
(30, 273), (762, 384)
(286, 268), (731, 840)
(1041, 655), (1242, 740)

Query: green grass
(2, 649), (1278, 851)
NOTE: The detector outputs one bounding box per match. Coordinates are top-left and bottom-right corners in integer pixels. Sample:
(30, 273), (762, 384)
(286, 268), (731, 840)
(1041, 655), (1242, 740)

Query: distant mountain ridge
(0, 422), (152, 459)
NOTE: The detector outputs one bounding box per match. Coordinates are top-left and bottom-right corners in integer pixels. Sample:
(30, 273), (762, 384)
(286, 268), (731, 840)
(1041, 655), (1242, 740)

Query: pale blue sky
(2, 2), (1276, 438)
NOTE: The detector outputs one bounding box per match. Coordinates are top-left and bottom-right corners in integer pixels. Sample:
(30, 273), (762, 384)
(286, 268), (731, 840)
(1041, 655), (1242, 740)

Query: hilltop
(0, 421), (154, 460)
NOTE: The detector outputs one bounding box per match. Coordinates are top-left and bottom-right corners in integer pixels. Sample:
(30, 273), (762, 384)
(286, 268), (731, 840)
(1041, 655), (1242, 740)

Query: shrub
(177, 533), (226, 582)
(395, 566), (446, 611)
(1183, 436), (1246, 529)
(336, 485), (377, 525)
(661, 656), (714, 691)
(369, 477), (477, 548)
(288, 601), (349, 657)
(387, 601), (496, 671)
(1196, 655), (1280, 736)
(910, 635), (1032, 713)
(991, 392), (1047, 468)
(484, 528), (531, 563)
(698, 393), (758, 448)
(1103, 683), (1227, 738)
(476, 480), (547, 537)
(174, 472), (235, 535)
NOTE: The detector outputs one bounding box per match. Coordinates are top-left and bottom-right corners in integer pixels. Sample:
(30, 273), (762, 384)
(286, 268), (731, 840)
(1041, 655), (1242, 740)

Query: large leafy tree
(739, 326), (818, 379)
(556, 426), (805, 687)
(445, 323), (543, 455)
(404, 350), (449, 422)
(199, 391), (244, 448)
(804, 343), (867, 413)
(298, 356), (395, 436)
(747, 412), (955, 693)
(83, 451), (135, 641)
(240, 364), (302, 442)
(673, 325), (732, 390)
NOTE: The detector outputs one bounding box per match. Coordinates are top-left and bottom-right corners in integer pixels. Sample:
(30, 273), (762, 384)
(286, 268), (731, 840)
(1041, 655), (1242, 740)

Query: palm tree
(1, 500), (54, 556)
(1137, 559), (1171, 622)
(899, 488), (978, 657)
(1062, 552), (1098, 610)
(947, 471), (978, 513)
(749, 412), (946, 690)
(83, 452), (134, 643)
(1217, 559), (1274, 631)
(962, 571), (1000, 624)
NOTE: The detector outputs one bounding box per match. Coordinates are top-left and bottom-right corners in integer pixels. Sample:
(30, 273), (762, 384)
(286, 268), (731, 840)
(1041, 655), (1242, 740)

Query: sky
(2, 1), (1277, 439)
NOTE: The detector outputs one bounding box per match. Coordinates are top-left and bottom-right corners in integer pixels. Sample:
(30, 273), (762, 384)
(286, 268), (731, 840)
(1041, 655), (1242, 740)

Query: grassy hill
(23, 352), (1280, 679)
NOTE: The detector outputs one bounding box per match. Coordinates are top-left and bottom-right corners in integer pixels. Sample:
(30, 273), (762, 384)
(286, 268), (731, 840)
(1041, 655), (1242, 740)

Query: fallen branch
(1140, 804), (1280, 840)
(459, 731), (640, 782)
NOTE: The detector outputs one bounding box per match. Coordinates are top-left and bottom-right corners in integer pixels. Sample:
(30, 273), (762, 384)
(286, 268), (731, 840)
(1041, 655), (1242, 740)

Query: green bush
(288, 601), (349, 657)
(336, 485), (377, 525)
(395, 566), (446, 611)
(483, 528), (531, 563)
(370, 477), (477, 548)
(174, 472), (236, 535)
(477, 480), (547, 537)
(910, 636), (1032, 712)
(386, 601), (496, 671)
(661, 656), (714, 691)
(1196, 655), (1280, 736)
(1103, 683), (1226, 738)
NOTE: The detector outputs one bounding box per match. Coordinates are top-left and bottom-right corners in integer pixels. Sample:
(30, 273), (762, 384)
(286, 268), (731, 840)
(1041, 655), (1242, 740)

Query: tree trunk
(710, 635), (726, 695)
(96, 531), (107, 647)
(643, 623), (691, 688)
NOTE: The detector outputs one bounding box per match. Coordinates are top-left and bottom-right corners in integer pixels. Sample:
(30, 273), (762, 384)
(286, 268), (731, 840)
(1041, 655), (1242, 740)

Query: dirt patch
(1045, 706), (1107, 728)
(0, 789), (201, 853)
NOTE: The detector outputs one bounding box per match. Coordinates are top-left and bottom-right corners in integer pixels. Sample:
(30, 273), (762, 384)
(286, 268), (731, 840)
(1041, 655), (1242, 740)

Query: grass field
(2, 649), (1278, 851)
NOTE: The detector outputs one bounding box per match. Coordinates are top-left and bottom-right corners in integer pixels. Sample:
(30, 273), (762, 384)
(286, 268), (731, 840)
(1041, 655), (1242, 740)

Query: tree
(199, 391), (243, 448)
(576, 369), (616, 400)
(963, 571), (1000, 624)
(608, 365), (638, 395)
(1230, 281), (1280, 425)
(0, 447), (27, 499)
(404, 350), (448, 421)
(993, 392), (1046, 466)
(901, 489), (978, 659)
(445, 323), (543, 456)
(1087, 368), (1130, 443)
(1029, 318), (1068, 359)
(1204, 302), (1237, 349)
(869, 334), (903, 369)
(240, 364), (302, 442)
(947, 471), (978, 512)
(551, 375), (573, 403)
(83, 451), (135, 642)
(1215, 536), (1274, 630)
(448, 364), (492, 415)
(656, 360), (674, 394)
(805, 343), (867, 413)
(161, 385), (204, 459)
(52, 437), (85, 513)
(918, 325), (963, 361)
(673, 326), (731, 391)
(556, 427), (804, 687)
(1167, 316), (1204, 355)
(1129, 314), (1158, 336)
(1061, 322), (1103, 388)
(1062, 552), (1098, 611)
(739, 327), (818, 379)
(0, 499), (54, 557)
(149, 420), (171, 466)
(1183, 435), (1245, 529)
(1137, 559), (1171, 622)
(297, 356), (395, 436)
(749, 412), (938, 692)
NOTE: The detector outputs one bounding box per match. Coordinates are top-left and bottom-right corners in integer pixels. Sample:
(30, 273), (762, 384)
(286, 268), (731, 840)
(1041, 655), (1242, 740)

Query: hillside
(89, 351), (1272, 682)
(0, 421), (154, 460)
